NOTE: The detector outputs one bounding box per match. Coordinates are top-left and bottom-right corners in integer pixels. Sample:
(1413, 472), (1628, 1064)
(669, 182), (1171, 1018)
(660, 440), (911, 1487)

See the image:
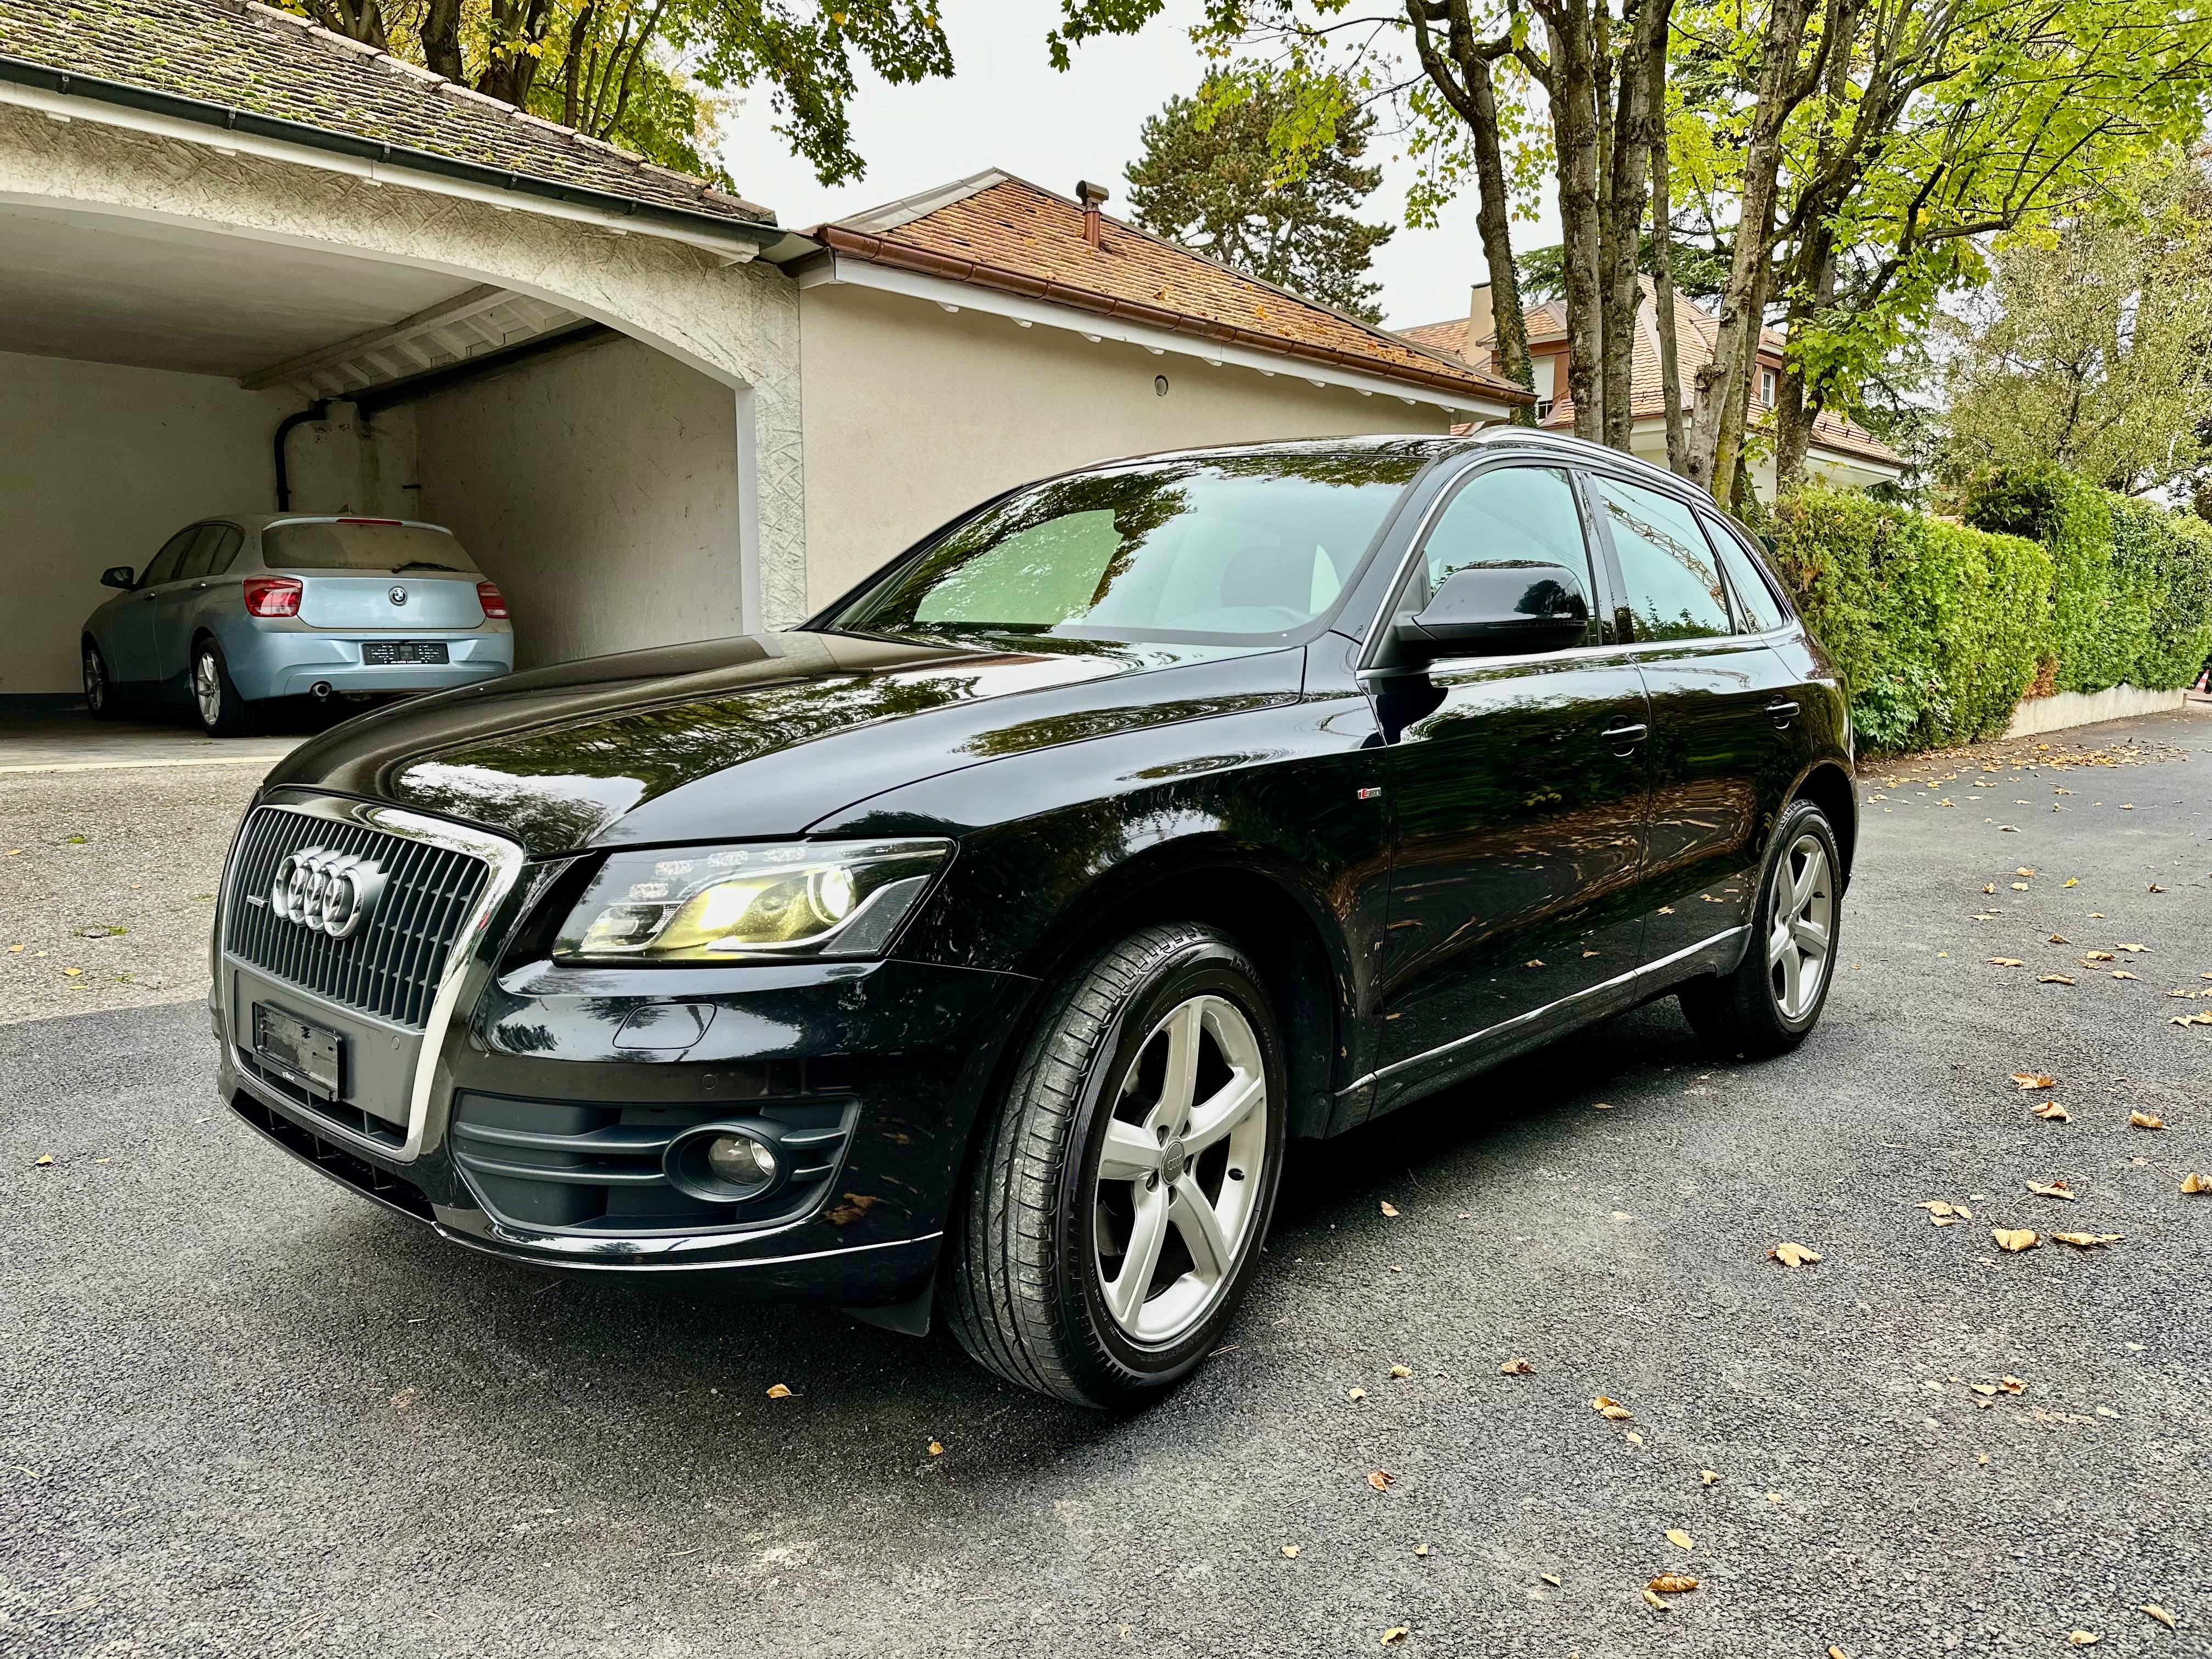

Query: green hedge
(1768, 489), (2050, 753)
(1962, 464), (2212, 696)
(1765, 472), (2212, 755)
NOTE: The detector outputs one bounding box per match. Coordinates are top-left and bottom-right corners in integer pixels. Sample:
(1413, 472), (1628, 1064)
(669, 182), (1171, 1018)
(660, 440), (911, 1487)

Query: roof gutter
(816, 224), (1534, 408)
(0, 54), (785, 254)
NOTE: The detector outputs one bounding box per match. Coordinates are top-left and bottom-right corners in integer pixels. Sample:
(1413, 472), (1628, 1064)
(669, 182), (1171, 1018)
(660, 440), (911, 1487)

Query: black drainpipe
(273, 399), (332, 512)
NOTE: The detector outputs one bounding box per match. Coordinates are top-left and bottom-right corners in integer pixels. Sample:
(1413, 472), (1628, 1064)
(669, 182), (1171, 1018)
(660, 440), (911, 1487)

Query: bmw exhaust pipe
(311, 681), (333, 701)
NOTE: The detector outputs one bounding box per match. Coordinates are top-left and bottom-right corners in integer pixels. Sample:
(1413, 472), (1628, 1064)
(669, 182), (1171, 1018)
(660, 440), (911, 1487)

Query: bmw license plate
(362, 641), (450, 666)
(252, 1002), (345, 1098)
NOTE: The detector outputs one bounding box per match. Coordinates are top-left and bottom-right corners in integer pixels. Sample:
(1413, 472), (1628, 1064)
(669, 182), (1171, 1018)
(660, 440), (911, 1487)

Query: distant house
(791, 171), (1531, 608)
(1400, 280), (1904, 494)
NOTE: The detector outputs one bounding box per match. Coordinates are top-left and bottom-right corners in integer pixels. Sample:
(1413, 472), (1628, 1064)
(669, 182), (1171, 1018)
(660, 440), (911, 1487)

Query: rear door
(1585, 472), (1802, 966)
(1373, 462), (1651, 1103)
(153, 523), (243, 684)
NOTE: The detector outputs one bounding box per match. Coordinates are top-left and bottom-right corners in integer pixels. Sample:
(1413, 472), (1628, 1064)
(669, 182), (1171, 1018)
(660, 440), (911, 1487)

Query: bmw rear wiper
(391, 561), (461, 573)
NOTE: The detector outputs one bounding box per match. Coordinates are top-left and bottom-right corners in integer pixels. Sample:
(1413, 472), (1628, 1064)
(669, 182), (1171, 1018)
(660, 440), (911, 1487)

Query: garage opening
(0, 200), (752, 731)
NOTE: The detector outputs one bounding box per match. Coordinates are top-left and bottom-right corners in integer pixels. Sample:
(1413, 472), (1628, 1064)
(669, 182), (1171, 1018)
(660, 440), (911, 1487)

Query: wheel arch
(1788, 760), (1857, 888)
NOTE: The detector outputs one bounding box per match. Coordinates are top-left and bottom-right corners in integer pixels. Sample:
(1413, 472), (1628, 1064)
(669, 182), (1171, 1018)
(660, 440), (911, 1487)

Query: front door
(1373, 463), (1651, 1104)
(1584, 473), (1801, 965)
(106, 526), (198, 687)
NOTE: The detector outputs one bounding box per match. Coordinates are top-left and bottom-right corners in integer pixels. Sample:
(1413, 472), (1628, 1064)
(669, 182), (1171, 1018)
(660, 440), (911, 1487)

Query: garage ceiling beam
(240, 283), (582, 395)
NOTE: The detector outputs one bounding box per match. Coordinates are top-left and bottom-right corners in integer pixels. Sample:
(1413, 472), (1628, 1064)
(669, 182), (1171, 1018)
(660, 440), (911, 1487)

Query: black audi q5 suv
(213, 430), (1854, 1407)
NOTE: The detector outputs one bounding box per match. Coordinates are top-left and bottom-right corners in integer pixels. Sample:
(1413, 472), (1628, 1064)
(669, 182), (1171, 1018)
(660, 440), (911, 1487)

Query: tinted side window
(174, 524), (228, 582)
(1702, 514), (1788, 632)
(1595, 477), (1731, 641)
(142, 528), (199, 588)
(1418, 466), (1598, 641)
(203, 525), (246, 577)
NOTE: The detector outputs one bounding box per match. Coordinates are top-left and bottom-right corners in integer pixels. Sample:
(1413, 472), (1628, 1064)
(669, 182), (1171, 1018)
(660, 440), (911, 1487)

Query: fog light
(706, 1133), (777, 1188)
(664, 1122), (784, 1204)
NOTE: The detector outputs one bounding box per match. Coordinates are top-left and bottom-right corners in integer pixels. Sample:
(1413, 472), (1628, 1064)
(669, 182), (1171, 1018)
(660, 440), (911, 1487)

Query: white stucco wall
(798, 283), (1454, 609)
(401, 334), (742, 669)
(0, 350), (300, 696)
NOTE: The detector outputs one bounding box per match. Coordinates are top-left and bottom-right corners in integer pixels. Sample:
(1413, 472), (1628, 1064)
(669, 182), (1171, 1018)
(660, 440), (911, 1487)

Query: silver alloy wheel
(194, 649), (223, 728)
(1092, 994), (1269, 1345)
(83, 647), (105, 712)
(1767, 832), (1834, 1021)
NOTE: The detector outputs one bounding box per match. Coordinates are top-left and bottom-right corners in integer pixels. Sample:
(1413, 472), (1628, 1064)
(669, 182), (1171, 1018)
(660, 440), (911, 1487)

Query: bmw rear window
(263, 521), (478, 573)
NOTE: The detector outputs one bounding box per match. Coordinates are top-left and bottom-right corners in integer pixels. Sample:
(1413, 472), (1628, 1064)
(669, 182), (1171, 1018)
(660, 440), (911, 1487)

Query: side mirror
(1393, 562), (1590, 661)
(100, 566), (137, 590)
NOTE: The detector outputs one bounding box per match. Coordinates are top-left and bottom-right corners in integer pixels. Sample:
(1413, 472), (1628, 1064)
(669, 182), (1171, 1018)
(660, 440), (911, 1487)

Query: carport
(0, 0), (809, 712)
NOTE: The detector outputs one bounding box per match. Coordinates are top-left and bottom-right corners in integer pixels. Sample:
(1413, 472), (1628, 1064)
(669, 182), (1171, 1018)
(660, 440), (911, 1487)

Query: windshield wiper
(391, 561), (461, 573)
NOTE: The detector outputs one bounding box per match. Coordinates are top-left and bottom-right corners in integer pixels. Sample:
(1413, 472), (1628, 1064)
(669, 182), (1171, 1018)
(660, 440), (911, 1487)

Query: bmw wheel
(947, 922), (1285, 1408)
(191, 639), (257, 737)
(1679, 797), (1841, 1057)
(83, 641), (122, 721)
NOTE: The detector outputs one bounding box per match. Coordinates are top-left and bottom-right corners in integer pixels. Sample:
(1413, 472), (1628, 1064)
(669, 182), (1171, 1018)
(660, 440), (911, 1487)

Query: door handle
(1766, 697), (1800, 725)
(1600, 720), (1648, 751)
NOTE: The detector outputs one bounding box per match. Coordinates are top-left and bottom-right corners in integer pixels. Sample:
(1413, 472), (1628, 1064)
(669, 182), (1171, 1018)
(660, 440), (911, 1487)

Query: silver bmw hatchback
(81, 515), (516, 735)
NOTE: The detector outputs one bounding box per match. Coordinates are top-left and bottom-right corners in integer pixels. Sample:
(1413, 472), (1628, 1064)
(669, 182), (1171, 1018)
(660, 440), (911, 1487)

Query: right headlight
(552, 838), (952, 963)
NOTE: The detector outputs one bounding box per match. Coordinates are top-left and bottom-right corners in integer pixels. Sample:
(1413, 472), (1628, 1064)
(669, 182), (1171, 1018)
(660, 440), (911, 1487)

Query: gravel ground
(0, 765), (271, 1025)
(4, 707), (2209, 1658)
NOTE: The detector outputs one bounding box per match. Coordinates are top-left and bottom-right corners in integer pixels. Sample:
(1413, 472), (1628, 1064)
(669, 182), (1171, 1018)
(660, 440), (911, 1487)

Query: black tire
(82, 641), (123, 721)
(946, 922), (1287, 1409)
(190, 637), (257, 737)
(1679, 797), (1842, 1058)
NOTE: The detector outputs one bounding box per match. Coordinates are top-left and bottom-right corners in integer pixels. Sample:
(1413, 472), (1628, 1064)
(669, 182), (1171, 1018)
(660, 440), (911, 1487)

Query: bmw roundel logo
(388, 585), (409, 606)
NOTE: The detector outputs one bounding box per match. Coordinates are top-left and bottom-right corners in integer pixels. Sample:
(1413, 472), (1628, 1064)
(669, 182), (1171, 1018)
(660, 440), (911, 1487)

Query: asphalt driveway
(5, 708), (2208, 1657)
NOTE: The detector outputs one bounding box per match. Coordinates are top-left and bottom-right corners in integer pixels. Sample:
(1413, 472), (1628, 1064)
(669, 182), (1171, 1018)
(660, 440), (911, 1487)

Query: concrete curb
(2004, 684), (2188, 738)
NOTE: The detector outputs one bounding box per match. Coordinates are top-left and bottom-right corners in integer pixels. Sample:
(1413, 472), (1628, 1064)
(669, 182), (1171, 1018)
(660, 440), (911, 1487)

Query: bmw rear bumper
(221, 624), (514, 701)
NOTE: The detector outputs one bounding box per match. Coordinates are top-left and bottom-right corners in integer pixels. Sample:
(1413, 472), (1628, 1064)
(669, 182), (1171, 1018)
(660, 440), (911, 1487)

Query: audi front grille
(223, 803), (494, 1029)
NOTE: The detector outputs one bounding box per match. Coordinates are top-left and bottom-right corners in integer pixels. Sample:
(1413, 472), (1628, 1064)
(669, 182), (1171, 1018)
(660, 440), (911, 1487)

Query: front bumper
(215, 941), (1034, 1301)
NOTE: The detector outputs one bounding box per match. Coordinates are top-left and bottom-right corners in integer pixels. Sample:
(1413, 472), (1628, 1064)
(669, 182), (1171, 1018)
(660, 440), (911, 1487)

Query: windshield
(827, 449), (1432, 644)
(263, 521), (477, 573)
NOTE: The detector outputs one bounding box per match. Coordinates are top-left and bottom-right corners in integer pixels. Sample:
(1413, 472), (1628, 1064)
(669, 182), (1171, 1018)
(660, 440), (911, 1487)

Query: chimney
(1076, 179), (1109, 250)
(1466, 283), (1494, 369)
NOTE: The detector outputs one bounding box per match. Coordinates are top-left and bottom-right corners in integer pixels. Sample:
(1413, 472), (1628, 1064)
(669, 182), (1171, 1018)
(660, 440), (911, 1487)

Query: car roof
(177, 515), (458, 535)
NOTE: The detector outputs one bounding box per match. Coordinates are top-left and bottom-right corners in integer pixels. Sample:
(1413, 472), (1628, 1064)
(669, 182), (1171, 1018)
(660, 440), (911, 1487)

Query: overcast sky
(711, 0), (1549, 331)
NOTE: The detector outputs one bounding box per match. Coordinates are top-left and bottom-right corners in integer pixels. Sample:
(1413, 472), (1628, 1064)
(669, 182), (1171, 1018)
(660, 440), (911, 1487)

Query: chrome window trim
(219, 793), (526, 1163)
(1344, 926), (1748, 1093)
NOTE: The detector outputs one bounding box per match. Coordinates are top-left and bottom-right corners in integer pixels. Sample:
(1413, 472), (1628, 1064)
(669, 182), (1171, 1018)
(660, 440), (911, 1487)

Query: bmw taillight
(243, 576), (302, 618)
(476, 580), (510, 620)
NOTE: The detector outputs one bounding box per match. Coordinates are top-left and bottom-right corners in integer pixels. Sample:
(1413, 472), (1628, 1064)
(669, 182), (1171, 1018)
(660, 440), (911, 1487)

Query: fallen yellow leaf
(2116, 943), (2149, 952)
(2181, 1172), (2209, 1193)
(61, 967), (83, 978)
(765, 1383), (793, 1398)
(1380, 1627), (1409, 1645)
(1770, 1242), (1822, 1267)
(1648, 1574), (1699, 1594)
(2112, 970), (2138, 980)
(1992, 1228), (2039, 1252)
(2140, 1605), (2176, 1628)
(1367, 1470), (1395, 1491)
(1999, 1376), (2026, 1393)
(2038, 974), (2076, 985)
(1414, 1543), (1430, 1558)
(2032, 1102), (2070, 1121)
(927, 1441), (944, 1456)
(1593, 1396), (1634, 1421)
(1542, 1573), (1561, 1587)
(1281, 1544), (1300, 1558)
(1389, 1364), (1413, 1379)
(2051, 1232), (2122, 1248)
(1379, 1200), (1400, 1217)
(1665, 1528), (1695, 1550)
(2013, 1073), (2059, 1088)
(1700, 1469), (1720, 1485)
(1989, 957), (2025, 967)
(1499, 1357), (1535, 1375)
(2069, 1633), (2100, 1647)
(1624, 1430), (1644, 1445)
(2063, 877), (2078, 887)
(2129, 1111), (2165, 1130)
(2025, 1180), (2075, 1200)
(1641, 1588), (1672, 1611)
(33, 1154), (53, 1167)
(1347, 1386), (1367, 1401)
(2083, 951), (2116, 962)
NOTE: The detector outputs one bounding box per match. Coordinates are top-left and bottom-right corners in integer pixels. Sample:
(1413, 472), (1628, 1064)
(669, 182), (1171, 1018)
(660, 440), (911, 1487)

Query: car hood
(263, 630), (1302, 855)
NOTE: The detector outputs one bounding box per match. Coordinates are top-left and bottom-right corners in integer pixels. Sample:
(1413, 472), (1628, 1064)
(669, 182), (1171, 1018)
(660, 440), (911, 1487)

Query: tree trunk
(1601, 0), (1665, 454)
(1547, 2), (1607, 443)
(308, 0), (388, 48)
(1645, 0), (1686, 474)
(420, 0), (463, 79)
(1774, 234), (1837, 486)
(1688, 0), (1818, 506)
(1468, 60), (1537, 421)
(562, 1), (597, 128)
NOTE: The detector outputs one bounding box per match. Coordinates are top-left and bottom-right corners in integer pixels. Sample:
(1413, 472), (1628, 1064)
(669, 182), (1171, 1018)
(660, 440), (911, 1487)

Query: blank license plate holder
(363, 640), (450, 666)
(252, 1002), (345, 1098)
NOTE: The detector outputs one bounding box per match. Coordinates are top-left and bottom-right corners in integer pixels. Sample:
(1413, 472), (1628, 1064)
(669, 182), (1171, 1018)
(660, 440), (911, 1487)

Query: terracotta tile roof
(0, 0), (778, 233)
(1398, 317), (1470, 357)
(1405, 279), (1900, 470)
(814, 171), (1531, 409)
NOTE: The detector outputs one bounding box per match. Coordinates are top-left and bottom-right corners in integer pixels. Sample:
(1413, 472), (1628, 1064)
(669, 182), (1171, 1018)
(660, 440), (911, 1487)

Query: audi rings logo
(270, 847), (387, 939)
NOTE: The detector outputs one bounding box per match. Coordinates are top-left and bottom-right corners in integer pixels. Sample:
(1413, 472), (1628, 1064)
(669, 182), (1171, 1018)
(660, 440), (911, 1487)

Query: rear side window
(1702, 514), (1789, 632)
(1594, 476), (1731, 641)
(1417, 465), (1600, 646)
(176, 523), (240, 582)
(263, 521), (477, 573)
